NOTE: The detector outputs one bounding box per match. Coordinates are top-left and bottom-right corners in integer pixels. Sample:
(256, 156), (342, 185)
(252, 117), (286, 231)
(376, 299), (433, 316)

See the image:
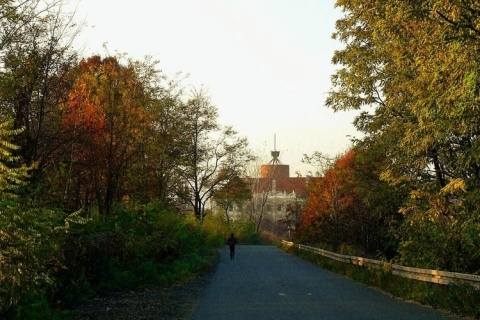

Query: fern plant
(0, 121), (31, 197)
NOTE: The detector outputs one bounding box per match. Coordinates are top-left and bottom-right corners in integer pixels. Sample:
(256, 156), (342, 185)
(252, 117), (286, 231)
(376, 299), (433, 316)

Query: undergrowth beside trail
(6, 205), (210, 319)
(5, 202), (271, 319)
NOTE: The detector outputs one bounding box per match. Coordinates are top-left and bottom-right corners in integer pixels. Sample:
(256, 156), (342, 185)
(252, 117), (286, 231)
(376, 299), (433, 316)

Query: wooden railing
(282, 241), (480, 288)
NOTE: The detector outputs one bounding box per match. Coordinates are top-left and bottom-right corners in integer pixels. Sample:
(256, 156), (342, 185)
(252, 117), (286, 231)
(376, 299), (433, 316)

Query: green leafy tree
(301, 151), (334, 177)
(328, 0), (480, 271)
(127, 68), (190, 206)
(351, 144), (407, 258)
(329, 0), (480, 192)
(0, 121), (43, 317)
(0, 0), (80, 205)
(213, 175), (251, 224)
(0, 0), (59, 51)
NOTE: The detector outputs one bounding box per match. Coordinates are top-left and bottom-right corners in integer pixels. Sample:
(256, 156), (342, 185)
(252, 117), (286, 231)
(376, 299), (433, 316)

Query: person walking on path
(227, 233), (237, 260)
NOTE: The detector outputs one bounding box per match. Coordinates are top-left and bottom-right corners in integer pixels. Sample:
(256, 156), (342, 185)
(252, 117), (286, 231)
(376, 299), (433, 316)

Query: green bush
(399, 213), (480, 273)
(72, 203), (221, 290)
(0, 202), (68, 318)
(14, 293), (72, 320)
(3, 201), (224, 317)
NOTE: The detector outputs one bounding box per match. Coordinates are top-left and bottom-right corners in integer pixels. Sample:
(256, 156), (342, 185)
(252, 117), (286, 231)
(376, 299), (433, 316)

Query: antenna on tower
(269, 133), (282, 165)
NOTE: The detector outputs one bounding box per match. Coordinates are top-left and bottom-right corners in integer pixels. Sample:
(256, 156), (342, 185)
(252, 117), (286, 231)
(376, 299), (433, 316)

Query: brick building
(227, 149), (312, 235)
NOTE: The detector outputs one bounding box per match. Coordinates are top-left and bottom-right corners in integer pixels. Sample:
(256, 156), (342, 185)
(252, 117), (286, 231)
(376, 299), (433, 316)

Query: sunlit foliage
(322, 0), (480, 271)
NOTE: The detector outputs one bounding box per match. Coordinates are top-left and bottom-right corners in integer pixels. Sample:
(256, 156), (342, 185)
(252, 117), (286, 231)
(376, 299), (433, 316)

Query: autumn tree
(311, 150), (361, 248)
(298, 147), (406, 257)
(62, 55), (148, 215)
(328, 0), (480, 271)
(175, 89), (255, 221)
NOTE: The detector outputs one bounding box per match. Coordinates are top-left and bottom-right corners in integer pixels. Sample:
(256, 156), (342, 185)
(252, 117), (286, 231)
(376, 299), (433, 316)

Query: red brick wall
(260, 164), (289, 179)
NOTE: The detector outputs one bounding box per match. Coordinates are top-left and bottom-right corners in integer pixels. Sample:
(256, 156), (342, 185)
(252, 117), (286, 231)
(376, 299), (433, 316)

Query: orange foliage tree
(298, 150), (363, 249)
(62, 55), (148, 214)
(298, 147), (406, 257)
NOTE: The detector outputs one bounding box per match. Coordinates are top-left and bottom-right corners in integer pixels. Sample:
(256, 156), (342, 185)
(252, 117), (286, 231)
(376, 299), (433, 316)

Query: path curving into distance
(189, 245), (457, 320)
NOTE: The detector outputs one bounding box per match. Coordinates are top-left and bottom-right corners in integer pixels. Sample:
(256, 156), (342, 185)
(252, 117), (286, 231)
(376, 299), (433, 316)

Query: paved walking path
(189, 245), (457, 320)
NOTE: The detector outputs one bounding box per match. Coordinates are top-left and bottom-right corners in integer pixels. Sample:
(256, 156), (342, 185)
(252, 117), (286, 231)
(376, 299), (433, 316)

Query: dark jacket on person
(227, 234), (236, 248)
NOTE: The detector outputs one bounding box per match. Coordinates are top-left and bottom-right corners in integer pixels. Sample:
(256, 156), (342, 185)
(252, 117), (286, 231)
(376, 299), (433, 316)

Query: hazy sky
(69, 0), (360, 175)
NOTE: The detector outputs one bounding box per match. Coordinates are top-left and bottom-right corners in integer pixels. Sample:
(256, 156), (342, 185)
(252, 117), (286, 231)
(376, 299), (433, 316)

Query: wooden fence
(282, 241), (480, 288)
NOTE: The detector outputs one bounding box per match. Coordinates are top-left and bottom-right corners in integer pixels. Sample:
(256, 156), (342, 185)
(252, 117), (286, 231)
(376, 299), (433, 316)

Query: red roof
(246, 177), (309, 197)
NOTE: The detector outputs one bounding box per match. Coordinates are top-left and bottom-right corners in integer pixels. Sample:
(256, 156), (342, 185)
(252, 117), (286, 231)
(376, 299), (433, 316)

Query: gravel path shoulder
(73, 255), (218, 320)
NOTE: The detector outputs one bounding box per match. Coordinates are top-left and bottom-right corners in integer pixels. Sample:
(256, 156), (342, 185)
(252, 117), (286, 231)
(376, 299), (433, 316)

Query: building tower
(261, 134), (289, 179)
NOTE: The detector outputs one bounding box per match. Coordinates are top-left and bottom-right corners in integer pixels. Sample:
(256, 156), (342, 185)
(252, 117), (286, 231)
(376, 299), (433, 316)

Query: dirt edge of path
(73, 252), (220, 320)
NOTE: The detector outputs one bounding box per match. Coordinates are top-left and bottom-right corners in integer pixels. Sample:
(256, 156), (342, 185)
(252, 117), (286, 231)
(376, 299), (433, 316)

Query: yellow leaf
(440, 178), (466, 195)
